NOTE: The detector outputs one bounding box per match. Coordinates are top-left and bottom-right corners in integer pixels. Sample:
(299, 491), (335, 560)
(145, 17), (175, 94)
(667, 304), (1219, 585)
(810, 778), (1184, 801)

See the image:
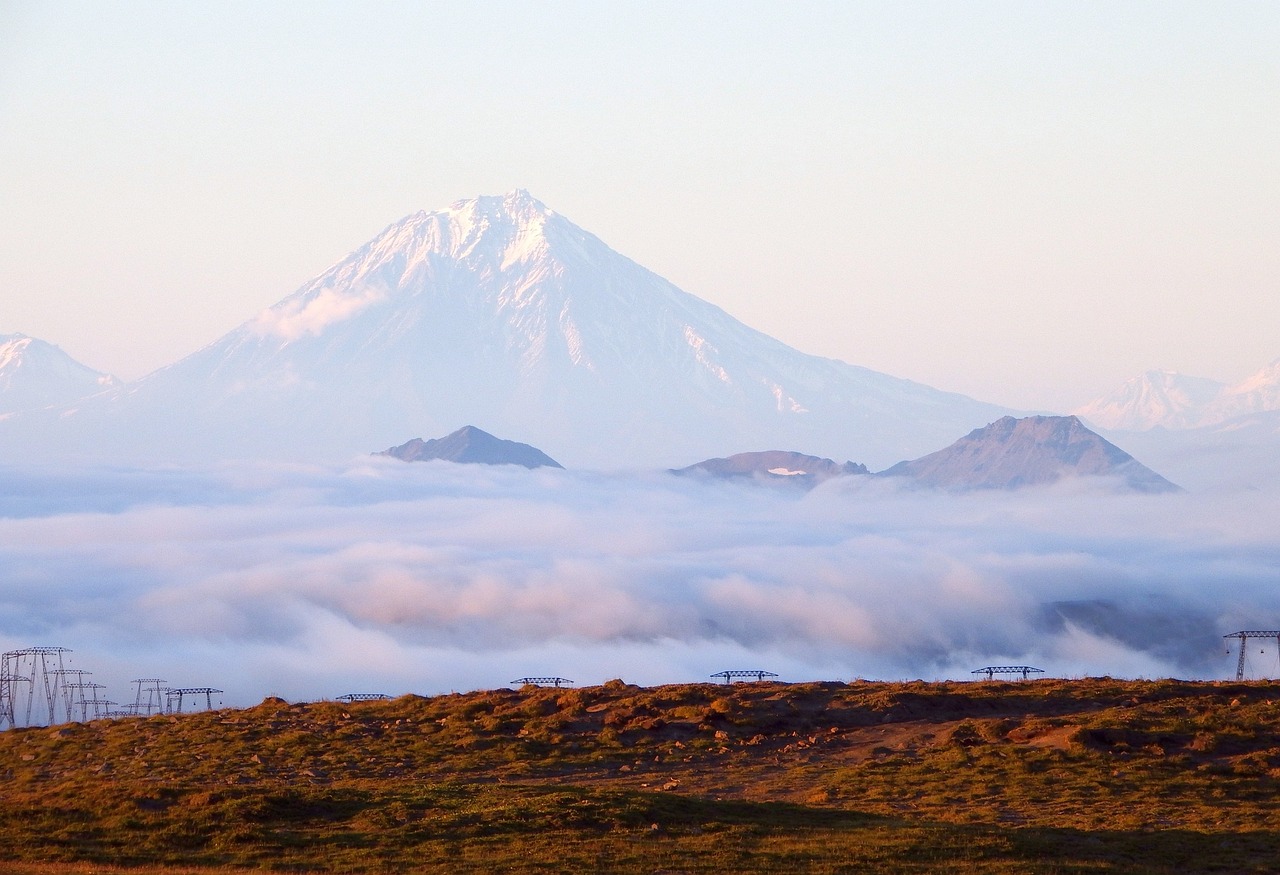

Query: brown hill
(673, 450), (869, 488)
(880, 415), (1180, 492)
(377, 425), (563, 469)
(2, 677), (1278, 873)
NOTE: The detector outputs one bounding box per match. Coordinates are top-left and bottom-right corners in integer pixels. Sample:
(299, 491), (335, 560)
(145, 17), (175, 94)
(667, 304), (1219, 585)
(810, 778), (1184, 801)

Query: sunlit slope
(2, 678), (1280, 872)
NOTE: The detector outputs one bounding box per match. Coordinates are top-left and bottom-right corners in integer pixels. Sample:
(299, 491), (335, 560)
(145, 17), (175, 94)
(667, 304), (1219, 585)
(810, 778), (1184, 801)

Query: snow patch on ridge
(683, 326), (731, 384)
(769, 382), (809, 414)
(561, 312), (593, 370)
(500, 217), (551, 271)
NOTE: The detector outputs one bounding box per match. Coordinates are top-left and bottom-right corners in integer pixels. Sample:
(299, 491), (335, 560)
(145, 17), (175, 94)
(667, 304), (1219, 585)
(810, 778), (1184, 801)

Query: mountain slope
(881, 415), (1179, 492)
(378, 426), (562, 469)
(0, 333), (118, 417)
(4, 191), (1014, 469)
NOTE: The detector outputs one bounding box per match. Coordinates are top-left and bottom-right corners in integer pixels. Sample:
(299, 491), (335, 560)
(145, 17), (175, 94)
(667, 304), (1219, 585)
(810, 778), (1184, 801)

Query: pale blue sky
(2, 1), (1277, 410)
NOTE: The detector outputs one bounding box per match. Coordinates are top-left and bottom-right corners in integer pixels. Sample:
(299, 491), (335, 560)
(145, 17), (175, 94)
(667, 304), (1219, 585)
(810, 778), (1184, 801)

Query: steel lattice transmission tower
(52, 669), (92, 723)
(3, 647), (72, 727)
(1224, 631), (1280, 681)
(166, 687), (223, 713)
(0, 653), (32, 730)
(132, 679), (168, 716)
(81, 699), (116, 720)
(64, 682), (108, 721)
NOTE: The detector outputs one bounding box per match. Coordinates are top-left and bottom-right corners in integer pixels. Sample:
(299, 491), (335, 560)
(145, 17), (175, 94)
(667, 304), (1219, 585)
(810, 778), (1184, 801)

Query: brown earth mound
(2, 677), (1279, 873)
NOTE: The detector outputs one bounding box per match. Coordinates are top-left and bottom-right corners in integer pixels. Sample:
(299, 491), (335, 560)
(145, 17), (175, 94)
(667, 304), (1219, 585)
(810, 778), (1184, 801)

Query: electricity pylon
(1224, 631), (1280, 681)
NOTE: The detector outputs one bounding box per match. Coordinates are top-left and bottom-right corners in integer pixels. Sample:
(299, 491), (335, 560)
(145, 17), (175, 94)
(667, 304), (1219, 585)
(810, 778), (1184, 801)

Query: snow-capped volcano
(6, 191), (1014, 468)
(1077, 360), (1280, 432)
(0, 333), (118, 417)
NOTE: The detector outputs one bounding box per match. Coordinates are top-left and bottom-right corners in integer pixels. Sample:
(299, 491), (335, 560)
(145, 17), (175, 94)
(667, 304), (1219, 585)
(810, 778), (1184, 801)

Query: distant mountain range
(1076, 362), (1280, 431)
(3, 191), (1272, 487)
(0, 191), (1012, 469)
(378, 426), (562, 469)
(1067, 364), (1280, 490)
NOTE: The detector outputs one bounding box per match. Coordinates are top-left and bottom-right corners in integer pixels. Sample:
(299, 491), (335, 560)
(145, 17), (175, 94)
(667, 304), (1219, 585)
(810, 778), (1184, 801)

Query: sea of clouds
(1, 457), (1277, 713)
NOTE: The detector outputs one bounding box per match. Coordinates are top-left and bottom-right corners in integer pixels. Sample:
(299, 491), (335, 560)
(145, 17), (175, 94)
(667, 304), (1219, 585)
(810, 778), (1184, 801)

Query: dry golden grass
(2, 677), (1279, 872)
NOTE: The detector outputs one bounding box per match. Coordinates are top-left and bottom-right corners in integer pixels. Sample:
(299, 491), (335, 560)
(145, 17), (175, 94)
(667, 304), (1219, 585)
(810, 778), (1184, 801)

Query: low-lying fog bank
(1, 458), (1276, 709)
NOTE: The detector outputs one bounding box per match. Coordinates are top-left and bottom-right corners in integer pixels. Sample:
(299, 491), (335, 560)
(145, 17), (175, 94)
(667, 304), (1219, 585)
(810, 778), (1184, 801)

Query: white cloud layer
(1, 459), (1277, 713)
(251, 286), (385, 342)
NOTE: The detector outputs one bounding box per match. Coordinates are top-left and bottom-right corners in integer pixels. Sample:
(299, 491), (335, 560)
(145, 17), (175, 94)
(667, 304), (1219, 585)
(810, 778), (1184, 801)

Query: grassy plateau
(2, 677), (1279, 873)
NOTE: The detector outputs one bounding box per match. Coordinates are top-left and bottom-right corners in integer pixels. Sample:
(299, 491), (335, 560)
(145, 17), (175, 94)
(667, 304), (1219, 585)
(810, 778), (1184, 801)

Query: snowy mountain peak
(0, 333), (119, 416)
(1077, 359), (1280, 432)
(417, 189), (558, 261)
(1222, 358), (1280, 401)
(247, 192), (574, 344)
(0, 333), (33, 369)
(354, 190), (560, 275)
(446, 188), (549, 222)
(1074, 370), (1227, 431)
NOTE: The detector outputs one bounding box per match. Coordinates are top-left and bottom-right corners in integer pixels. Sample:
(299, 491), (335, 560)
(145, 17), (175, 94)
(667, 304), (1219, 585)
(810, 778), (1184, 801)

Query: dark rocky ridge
(378, 425), (563, 469)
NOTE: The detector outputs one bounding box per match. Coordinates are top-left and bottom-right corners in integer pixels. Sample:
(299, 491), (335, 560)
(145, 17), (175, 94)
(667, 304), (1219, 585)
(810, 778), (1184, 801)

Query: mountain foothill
(388, 416), (1178, 494)
(2, 190), (1272, 490)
